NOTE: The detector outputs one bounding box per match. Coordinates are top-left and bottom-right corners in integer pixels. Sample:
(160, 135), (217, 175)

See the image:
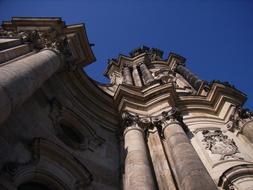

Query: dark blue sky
(0, 0), (252, 109)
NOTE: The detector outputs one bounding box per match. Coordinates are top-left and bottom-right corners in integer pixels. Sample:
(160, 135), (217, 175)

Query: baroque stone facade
(0, 17), (252, 190)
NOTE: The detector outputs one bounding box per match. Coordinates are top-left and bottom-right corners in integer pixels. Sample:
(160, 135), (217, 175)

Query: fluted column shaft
(162, 120), (217, 190)
(124, 123), (156, 190)
(0, 49), (61, 125)
(132, 65), (142, 87)
(140, 63), (154, 85)
(122, 66), (133, 85)
(175, 64), (202, 90)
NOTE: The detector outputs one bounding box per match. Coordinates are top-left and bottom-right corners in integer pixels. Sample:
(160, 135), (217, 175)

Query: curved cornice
(114, 82), (176, 115)
(114, 81), (246, 120)
(54, 69), (120, 131)
(178, 83), (246, 112)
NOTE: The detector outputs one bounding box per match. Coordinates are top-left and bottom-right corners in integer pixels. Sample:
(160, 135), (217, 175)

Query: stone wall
(0, 17), (121, 190)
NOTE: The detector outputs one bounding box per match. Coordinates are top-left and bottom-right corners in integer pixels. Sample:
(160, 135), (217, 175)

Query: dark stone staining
(18, 182), (52, 190)
(60, 123), (84, 144)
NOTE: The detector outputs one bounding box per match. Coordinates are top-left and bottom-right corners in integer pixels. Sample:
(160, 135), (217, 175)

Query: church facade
(0, 17), (252, 190)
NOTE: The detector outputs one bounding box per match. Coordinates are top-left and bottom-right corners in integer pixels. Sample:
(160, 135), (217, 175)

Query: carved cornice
(177, 83), (246, 118)
(0, 28), (71, 57)
(115, 82), (176, 114)
(1, 17), (95, 67)
(209, 80), (235, 89)
(62, 69), (120, 130)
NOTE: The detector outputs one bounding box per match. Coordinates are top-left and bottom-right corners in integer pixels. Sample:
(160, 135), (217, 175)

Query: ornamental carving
(122, 108), (185, 137)
(161, 107), (182, 122)
(122, 112), (140, 127)
(152, 68), (172, 84)
(122, 108), (181, 128)
(226, 106), (253, 132)
(129, 46), (163, 61)
(0, 28), (71, 56)
(201, 129), (243, 160)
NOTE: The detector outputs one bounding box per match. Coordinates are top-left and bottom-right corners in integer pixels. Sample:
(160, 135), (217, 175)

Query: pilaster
(122, 66), (133, 85)
(132, 65), (142, 87)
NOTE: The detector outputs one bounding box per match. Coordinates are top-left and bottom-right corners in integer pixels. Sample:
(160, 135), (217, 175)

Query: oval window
(56, 122), (87, 149)
(60, 123), (84, 144)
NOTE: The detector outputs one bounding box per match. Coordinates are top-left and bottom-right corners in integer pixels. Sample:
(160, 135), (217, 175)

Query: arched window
(18, 182), (52, 190)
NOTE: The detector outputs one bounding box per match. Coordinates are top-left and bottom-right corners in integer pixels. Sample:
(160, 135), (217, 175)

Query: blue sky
(0, 0), (252, 109)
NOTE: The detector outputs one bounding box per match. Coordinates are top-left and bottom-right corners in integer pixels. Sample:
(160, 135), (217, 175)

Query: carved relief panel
(201, 129), (242, 161)
(193, 128), (252, 165)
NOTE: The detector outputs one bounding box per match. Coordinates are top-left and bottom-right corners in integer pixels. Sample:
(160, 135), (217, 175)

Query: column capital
(121, 108), (185, 138)
(161, 107), (182, 124)
(122, 112), (139, 127)
(121, 112), (143, 135)
(0, 28), (71, 57)
(159, 107), (185, 138)
(121, 112), (157, 137)
(140, 108), (181, 128)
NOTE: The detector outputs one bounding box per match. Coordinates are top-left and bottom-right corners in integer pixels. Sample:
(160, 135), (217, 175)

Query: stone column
(161, 109), (217, 190)
(229, 107), (253, 143)
(175, 64), (202, 90)
(122, 112), (156, 190)
(132, 65), (142, 87)
(122, 66), (133, 85)
(0, 49), (61, 125)
(242, 121), (253, 143)
(140, 63), (154, 85)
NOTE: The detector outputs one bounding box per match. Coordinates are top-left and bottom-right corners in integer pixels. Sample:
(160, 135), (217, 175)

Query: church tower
(0, 17), (252, 190)
(101, 46), (253, 190)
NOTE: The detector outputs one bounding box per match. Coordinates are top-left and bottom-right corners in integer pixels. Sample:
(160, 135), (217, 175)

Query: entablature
(1, 17), (95, 67)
